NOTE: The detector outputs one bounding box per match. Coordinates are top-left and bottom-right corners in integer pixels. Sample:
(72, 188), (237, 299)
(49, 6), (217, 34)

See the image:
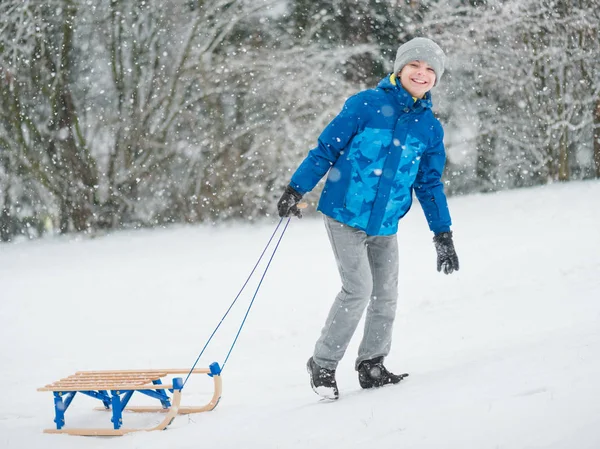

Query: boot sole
(359, 373), (409, 389)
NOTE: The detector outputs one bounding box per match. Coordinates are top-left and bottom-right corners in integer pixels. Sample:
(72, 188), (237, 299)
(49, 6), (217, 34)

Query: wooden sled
(37, 363), (222, 436)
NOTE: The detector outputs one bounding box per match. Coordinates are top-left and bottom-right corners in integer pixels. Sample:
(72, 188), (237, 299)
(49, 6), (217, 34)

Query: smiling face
(398, 60), (436, 98)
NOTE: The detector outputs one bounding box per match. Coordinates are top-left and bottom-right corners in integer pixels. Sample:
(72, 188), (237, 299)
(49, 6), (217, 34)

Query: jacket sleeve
(414, 125), (452, 234)
(289, 94), (364, 195)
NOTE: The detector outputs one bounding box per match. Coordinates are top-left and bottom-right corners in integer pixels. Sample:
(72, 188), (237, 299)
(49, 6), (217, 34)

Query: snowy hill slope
(1, 180), (599, 449)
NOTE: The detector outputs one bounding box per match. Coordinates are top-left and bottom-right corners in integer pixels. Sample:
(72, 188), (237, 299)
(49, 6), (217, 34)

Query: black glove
(433, 231), (459, 275)
(277, 185), (303, 218)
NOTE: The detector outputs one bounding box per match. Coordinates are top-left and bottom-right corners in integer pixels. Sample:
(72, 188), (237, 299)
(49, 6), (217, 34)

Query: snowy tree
(84, 0), (289, 227)
(1, 0), (283, 236)
(423, 0), (600, 193)
(0, 0), (97, 238)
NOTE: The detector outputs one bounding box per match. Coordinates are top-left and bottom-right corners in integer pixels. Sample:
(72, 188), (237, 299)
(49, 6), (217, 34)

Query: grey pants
(313, 215), (399, 370)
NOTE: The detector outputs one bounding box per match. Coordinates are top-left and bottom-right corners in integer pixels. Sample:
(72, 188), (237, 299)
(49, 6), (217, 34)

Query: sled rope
(183, 217), (291, 387)
(220, 217), (290, 371)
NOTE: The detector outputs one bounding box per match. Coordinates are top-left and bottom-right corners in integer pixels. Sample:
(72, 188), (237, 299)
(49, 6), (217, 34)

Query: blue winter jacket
(289, 74), (452, 236)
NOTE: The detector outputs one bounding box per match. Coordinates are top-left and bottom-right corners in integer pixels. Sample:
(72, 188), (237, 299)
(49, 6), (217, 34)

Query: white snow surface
(1, 181), (600, 449)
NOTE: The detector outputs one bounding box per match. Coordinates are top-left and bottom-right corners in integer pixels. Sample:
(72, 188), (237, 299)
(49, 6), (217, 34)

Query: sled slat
(38, 383), (174, 392)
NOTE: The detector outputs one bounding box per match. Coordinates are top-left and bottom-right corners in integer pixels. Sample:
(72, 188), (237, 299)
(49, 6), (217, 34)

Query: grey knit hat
(393, 37), (446, 86)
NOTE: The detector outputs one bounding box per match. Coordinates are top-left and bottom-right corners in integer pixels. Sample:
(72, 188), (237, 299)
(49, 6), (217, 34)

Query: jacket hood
(376, 74), (433, 110)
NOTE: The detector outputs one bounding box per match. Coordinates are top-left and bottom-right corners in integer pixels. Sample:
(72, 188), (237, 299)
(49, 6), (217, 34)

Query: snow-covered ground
(1, 180), (599, 449)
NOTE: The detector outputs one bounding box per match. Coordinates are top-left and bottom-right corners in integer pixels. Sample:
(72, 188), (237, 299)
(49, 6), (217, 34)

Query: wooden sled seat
(37, 363), (222, 436)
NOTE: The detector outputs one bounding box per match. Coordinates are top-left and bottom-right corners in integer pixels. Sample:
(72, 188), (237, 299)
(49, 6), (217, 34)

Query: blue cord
(182, 217), (289, 387)
(220, 217), (291, 371)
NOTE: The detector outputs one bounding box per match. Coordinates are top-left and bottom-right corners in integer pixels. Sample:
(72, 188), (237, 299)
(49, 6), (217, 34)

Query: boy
(277, 37), (459, 400)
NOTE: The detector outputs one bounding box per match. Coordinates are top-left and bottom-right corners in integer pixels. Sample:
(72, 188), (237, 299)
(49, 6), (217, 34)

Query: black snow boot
(357, 357), (408, 389)
(306, 357), (339, 400)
